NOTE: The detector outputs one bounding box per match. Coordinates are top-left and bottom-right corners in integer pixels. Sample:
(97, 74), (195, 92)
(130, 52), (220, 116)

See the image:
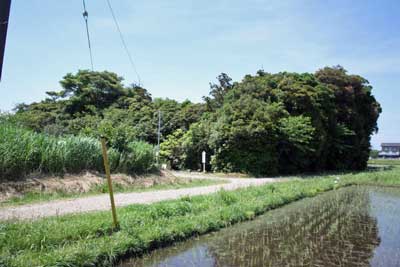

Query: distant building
(379, 143), (400, 158)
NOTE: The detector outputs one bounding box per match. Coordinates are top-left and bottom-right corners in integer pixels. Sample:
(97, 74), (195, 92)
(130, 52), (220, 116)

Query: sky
(1, 0), (399, 149)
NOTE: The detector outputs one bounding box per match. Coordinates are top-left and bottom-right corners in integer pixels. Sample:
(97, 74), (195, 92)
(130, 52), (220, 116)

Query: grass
(368, 159), (400, 166)
(0, 123), (155, 181)
(0, 178), (224, 207)
(1, 167), (400, 267)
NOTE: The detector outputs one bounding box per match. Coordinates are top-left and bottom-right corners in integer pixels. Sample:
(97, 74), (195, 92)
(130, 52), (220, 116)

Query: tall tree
(203, 73), (233, 111)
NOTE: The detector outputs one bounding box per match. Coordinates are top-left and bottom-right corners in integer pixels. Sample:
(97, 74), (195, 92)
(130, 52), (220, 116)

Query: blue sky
(1, 0), (399, 149)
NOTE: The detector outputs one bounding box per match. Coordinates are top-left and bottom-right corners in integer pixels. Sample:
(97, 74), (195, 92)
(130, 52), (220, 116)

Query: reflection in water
(119, 187), (400, 267)
(370, 190), (400, 267)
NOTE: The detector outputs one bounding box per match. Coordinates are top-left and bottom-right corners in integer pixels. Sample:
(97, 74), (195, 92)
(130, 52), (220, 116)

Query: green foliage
(14, 70), (206, 148)
(11, 66), (381, 175)
(208, 98), (285, 175)
(181, 122), (212, 170)
(56, 70), (127, 114)
(119, 141), (156, 174)
(203, 73), (233, 111)
(180, 67), (380, 175)
(315, 66), (381, 170)
(278, 115), (316, 173)
(369, 150), (379, 159)
(159, 129), (185, 169)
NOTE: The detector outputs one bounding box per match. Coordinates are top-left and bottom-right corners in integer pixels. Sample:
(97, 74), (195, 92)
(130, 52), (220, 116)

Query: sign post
(202, 151), (206, 173)
(100, 137), (119, 229)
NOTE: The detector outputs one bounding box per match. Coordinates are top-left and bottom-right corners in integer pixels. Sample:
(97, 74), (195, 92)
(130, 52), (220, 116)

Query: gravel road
(0, 175), (287, 221)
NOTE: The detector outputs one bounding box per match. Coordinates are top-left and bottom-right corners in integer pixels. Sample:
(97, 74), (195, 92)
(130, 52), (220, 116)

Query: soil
(0, 175), (285, 220)
(0, 171), (183, 202)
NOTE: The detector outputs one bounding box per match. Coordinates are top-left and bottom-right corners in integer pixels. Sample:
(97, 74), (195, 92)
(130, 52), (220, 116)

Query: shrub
(119, 141), (155, 174)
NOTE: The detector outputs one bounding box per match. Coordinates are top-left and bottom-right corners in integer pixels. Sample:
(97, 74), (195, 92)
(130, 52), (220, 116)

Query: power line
(82, 0), (94, 70)
(106, 0), (142, 85)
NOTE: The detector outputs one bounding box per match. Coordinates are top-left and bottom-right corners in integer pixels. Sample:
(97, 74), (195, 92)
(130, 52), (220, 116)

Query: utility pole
(156, 110), (161, 165)
(0, 0), (12, 81)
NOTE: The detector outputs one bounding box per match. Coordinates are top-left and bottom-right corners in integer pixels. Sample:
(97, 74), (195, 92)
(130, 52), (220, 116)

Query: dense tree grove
(158, 66), (381, 174)
(9, 66), (381, 175)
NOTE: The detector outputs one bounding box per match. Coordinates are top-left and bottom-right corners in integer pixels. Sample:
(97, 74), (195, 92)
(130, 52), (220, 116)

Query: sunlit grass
(0, 123), (155, 181)
(1, 167), (400, 267)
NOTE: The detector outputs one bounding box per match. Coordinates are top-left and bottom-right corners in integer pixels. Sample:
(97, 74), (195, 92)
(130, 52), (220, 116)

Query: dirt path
(0, 175), (287, 221)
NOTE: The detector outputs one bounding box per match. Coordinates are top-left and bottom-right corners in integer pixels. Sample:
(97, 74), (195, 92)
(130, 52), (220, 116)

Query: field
(1, 167), (399, 267)
(124, 186), (397, 266)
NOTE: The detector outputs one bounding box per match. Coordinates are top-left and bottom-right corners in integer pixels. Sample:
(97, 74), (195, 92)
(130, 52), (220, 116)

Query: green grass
(368, 159), (400, 166)
(0, 178), (224, 207)
(0, 123), (156, 181)
(1, 168), (400, 267)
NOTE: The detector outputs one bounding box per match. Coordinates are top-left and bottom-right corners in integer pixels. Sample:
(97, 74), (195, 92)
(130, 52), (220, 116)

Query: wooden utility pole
(0, 0), (12, 81)
(100, 137), (119, 229)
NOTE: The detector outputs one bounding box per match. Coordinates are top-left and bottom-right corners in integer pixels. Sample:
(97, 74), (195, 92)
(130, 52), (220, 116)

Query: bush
(119, 141), (155, 174)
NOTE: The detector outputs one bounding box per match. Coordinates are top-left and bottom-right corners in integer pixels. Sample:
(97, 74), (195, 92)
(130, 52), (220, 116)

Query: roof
(381, 143), (400, 147)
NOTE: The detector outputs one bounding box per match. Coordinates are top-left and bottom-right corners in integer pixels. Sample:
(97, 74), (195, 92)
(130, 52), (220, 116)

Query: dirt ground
(0, 171), (183, 202)
(0, 175), (285, 220)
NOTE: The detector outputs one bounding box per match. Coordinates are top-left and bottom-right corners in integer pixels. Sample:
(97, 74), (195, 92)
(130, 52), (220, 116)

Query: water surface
(119, 186), (400, 267)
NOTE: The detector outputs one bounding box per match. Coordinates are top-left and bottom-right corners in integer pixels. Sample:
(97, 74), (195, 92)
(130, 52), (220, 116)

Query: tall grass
(0, 123), (155, 181)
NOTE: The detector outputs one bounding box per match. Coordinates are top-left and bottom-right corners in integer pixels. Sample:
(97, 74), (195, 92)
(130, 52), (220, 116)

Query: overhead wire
(105, 0), (142, 85)
(82, 0), (94, 71)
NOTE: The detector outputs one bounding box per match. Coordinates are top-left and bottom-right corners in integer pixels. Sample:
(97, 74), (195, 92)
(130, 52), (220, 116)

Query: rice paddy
(122, 186), (400, 267)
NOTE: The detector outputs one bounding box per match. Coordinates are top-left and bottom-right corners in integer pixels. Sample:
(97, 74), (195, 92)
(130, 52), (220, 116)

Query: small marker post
(202, 151), (206, 173)
(100, 137), (119, 229)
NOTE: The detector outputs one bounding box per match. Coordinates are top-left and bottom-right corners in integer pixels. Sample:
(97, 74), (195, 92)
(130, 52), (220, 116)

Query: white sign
(202, 151), (206, 164)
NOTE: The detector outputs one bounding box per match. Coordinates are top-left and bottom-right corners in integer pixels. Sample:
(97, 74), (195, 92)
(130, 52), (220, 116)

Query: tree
(315, 66), (381, 170)
(181, 121), (212, 171)
(369, 149), (379, 159)
(208, 97), (287, 175)
(13, 70), (206, 149)
(194, 67), (380, 174)
(58, 70), (127, 115)
(203, 73), (233, 111)
(11, 67), (381, 175)
(277, 116), (316, 173)
(159, 129), (185, 169)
